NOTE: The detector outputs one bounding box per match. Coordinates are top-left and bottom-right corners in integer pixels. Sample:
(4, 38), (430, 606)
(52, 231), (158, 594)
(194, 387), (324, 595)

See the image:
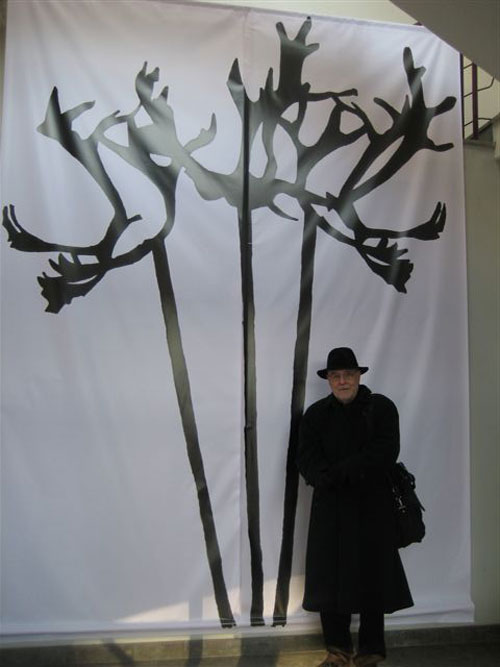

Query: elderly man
(297, 347), (413, 667)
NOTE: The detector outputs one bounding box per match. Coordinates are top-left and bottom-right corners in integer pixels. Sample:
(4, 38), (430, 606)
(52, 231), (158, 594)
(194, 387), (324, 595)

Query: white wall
(0, 0), (498, 627)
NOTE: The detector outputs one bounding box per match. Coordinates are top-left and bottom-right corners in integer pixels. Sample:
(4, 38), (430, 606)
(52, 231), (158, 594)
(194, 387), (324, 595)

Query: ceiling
(391, 0), (499, 80)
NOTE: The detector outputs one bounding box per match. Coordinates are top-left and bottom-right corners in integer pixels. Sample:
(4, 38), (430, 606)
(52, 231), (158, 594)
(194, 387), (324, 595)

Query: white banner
(1, 0), (471, 633)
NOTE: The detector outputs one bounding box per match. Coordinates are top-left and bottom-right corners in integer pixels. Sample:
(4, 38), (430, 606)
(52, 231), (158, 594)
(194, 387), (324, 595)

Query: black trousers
(320, 610), (386, 657)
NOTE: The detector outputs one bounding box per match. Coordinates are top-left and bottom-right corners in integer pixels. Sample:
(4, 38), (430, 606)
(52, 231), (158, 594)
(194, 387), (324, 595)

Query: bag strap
(364, 393), (399, 478)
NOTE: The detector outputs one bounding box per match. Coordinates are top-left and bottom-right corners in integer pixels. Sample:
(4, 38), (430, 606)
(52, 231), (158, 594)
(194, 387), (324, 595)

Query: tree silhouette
(2, 18), (456, 627)
(3, 66), (237, 629)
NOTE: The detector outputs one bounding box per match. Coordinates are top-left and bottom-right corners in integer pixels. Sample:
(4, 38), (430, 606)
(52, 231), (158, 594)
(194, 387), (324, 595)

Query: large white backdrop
(1, 0), (471, 633)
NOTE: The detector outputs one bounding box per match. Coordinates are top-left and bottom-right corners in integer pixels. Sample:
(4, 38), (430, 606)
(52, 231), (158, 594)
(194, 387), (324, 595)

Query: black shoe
(319, 646), (354, 666)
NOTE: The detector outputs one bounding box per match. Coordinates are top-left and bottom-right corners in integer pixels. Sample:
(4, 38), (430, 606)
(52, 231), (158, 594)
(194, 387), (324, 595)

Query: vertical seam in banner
(239, 11), (265, 623)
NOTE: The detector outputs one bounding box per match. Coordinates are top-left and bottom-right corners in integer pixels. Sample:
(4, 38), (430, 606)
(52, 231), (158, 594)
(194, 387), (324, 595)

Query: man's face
(327, 368), (361, 404)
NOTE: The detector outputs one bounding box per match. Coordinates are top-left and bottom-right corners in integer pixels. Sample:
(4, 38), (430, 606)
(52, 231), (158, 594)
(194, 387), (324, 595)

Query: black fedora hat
(317, 347), (368, 379)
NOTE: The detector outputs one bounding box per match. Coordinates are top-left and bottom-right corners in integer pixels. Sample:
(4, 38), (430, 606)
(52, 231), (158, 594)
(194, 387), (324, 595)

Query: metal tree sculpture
(2, 18), (456, 627)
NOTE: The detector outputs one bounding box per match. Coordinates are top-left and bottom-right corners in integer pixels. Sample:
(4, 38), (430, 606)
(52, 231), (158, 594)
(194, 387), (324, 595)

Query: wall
(0, 0), (498, 627)
(0, 0), (4, 132)
(197, 0), (413, 23)
(464, 140), (500, 624)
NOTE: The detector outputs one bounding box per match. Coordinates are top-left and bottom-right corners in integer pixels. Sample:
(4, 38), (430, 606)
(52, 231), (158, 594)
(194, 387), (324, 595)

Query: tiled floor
(84, 642), (500, 667)
(386, 642), (500, 666)
(2, 627), (500, 666)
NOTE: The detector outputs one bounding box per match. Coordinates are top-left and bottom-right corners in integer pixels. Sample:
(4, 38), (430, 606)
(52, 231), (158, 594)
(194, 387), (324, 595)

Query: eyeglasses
(327, 370), (359, 382)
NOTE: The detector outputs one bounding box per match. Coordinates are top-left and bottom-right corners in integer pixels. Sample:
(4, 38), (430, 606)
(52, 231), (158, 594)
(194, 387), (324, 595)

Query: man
(297, 347), (413, 667)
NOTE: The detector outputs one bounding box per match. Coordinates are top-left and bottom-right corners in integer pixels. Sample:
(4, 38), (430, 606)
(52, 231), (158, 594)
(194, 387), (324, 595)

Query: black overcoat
(297, 384), (414, 614)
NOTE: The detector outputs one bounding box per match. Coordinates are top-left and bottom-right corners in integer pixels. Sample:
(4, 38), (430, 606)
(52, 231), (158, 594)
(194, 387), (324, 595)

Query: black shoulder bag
(387, 461), (426, 548)
(366, 396), (426, 548)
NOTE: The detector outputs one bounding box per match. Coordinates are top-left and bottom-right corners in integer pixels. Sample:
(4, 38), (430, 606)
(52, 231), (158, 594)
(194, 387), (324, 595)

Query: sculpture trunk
(152, 239), (236, 628)
(273, 209), (317, 625)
